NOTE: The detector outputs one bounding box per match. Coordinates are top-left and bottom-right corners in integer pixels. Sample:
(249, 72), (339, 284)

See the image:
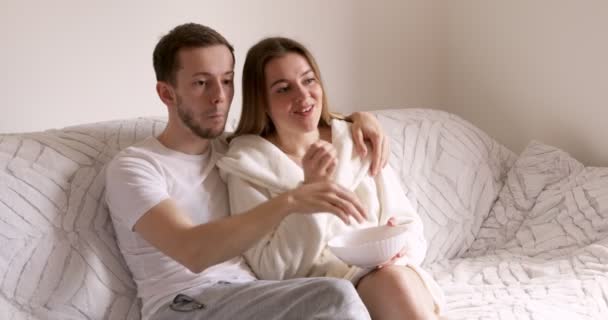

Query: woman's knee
(358, 266), (406, 292)
(358, 267), (436, 310)
(363, 266), (420, 289)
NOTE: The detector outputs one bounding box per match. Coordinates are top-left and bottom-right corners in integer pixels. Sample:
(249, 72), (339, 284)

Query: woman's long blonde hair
(233, 37), (336, 139)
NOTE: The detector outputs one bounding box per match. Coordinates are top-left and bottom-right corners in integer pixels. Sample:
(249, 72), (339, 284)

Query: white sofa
(1, 108), (607, 319)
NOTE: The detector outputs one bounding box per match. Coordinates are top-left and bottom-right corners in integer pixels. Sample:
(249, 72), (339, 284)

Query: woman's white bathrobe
(217, 120), (444, 308)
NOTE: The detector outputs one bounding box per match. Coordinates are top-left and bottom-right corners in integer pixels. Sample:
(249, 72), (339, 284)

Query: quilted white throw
(432, 141), (608, 319)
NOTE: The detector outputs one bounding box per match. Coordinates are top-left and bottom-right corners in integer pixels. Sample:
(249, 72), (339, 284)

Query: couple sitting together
(106, 22), (444, 320)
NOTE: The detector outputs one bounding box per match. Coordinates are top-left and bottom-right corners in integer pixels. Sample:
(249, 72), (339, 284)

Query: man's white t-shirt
(105, 137), (256, 320)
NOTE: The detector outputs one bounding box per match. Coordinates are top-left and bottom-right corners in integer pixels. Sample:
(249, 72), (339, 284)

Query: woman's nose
(294, 84), (308, 103)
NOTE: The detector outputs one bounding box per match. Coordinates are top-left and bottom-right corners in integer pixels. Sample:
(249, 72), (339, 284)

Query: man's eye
(194, 80), (206, 86)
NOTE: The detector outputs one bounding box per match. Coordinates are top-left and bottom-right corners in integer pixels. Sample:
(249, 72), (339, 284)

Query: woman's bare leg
(356, 265), (438, 320)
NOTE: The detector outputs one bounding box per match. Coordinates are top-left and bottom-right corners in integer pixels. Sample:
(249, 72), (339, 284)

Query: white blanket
(217, 120), (444, 307)
(431, 142), (608, 319)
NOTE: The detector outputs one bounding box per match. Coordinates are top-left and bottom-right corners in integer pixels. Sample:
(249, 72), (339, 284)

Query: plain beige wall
(2, 1), (605, 165)
(443, 1), (608, 166)
(0, 0), (441, 133)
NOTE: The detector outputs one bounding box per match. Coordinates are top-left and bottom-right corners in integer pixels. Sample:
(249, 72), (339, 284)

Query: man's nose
(210, 81), (226, 104)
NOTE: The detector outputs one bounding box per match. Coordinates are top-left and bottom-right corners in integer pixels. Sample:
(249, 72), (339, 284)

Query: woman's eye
(194, 80), (206, 86)
(277, 86), (289, 93)
(223, 79), (233, 85)
(304, 78), (316, 85)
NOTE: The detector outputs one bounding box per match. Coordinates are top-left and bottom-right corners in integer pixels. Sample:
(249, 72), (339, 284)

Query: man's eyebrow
(191, 71), (234, 77)
(269, 70), (313, 88)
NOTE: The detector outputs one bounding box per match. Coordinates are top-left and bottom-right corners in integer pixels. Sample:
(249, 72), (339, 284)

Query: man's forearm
(180, 193), (293, 273)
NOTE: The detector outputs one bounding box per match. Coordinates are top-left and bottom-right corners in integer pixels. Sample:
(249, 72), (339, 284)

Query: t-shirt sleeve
(105, 154), (170, 230)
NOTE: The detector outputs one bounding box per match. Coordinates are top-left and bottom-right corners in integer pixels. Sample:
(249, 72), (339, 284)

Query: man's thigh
(152, 278), (370, 320)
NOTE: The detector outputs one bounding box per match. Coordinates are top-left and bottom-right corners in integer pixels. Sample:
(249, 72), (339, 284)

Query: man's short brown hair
(153, 23), (234, 85)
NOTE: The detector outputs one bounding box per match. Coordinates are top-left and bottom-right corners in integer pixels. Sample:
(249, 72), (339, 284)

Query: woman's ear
(264, 104), (272, 118)
(156, 82), (177, 107)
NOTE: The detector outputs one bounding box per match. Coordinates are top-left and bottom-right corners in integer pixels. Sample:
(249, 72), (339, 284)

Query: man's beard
(176, 98), (226, 139)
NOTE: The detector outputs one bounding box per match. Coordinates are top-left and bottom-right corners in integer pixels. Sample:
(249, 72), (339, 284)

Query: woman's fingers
(376, 248), (405, 269)
(303, 141), (338, 183)
(377, 221), (407, 268)
(325, 159), (337, 177)
(376, 257), (396, 269)
(293, 182), (366, 224)
(324, 194), (357, 225)
(315, 200), (349, 224)
(317, 152), (337, 175)
(304, 143), (322, 163)
(309, 182), (366, 224)
(320, 199), (352, 225)
(332, 185), (367, 221)
(311, 142), (335, 164)
(398, 247), (407, 257)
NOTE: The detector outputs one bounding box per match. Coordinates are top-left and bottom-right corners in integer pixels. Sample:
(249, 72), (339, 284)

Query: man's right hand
(284, 181), (367, 225)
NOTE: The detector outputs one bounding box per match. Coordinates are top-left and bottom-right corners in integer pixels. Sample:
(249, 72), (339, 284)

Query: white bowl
(327, 224), (411, 268)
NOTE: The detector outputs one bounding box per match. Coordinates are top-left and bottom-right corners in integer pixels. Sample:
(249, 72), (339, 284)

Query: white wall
(0, 0), (441, 133)
(2, 1), (606, 165)
(443, 1), (608, 166)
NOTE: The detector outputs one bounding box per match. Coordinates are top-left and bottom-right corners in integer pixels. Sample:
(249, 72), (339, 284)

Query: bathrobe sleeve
(225, 174), (328, 280)
(375, 164), (428, 266)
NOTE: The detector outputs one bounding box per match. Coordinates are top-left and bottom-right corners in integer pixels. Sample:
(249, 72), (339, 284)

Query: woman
(217, 37), (443, 319)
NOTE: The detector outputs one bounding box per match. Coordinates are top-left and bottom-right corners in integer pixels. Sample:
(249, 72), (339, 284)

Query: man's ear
(156, 82), (176, 107)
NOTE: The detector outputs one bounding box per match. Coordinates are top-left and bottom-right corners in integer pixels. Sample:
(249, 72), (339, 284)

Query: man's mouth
(206, 112), (225, 119)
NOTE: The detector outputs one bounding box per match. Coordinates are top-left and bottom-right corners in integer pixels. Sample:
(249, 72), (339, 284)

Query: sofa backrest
(0, 117), (166, 320)
(373, 108), (516, 263)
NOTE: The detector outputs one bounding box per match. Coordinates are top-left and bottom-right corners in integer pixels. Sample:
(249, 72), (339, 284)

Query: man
(105, 23), (389, 320)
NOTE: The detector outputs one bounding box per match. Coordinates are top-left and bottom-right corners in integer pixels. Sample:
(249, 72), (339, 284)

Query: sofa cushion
(0, 117), (165, 320)
(466, 140), (608, 257)
(373, 109), (516, 263)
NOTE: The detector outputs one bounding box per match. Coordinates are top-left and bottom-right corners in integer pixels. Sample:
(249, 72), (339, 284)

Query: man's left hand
(349, 111), (390, 176)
